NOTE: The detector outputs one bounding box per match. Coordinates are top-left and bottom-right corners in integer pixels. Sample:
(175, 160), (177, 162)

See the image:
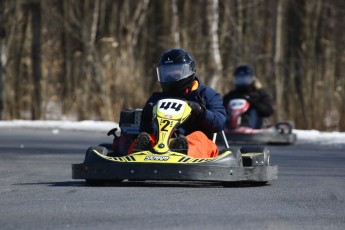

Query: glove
(241, 94), (251, 101)
(241, 94), (254, 104)
(241, 94), (260, 109)
(187, 101), (205, 118)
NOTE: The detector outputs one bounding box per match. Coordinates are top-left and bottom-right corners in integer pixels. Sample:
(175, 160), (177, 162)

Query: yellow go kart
(72, 98), (278, 186)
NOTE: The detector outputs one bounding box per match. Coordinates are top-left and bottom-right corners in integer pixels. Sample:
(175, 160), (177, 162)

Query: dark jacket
(140, 77), (226, 138)
(223, 88), (273, 117)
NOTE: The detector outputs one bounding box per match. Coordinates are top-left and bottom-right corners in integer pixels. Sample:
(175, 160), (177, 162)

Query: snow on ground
(0, 120), (118, 133)
(0, 120), (344, 146)
(294, 129), (345, 146)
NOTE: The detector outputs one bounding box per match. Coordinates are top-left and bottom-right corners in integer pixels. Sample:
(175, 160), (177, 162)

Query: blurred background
(0, 0), (344, 131)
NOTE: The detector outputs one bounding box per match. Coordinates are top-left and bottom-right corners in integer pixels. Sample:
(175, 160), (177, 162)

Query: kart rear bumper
(223, 132), (297, 145)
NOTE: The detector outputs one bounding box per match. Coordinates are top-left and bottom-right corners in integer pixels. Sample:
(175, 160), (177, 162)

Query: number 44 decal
(159, 102), (182, 111)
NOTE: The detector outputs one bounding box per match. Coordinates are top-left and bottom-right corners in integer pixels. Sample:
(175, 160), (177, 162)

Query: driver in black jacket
(223, 65), (273, 129)
(133, 48), (226, 158)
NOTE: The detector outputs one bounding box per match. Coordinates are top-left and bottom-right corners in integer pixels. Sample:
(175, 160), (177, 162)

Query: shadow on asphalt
(13, 180), (271, 188)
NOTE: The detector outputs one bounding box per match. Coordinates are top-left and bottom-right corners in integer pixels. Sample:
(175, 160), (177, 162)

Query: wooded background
(0, 0), (344, 131)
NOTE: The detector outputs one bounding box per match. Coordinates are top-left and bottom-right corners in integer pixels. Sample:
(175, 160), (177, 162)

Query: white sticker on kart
(145, 156), (170, 161)
(157, 99), (186, 115)
(229, 99), (247, 109)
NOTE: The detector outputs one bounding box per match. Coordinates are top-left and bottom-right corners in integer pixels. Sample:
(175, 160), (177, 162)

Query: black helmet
(156, 48), (196, 96)
(233, 65), (255, 87)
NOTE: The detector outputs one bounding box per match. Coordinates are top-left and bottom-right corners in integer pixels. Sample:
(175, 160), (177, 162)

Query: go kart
(223, 99), (297, 145)
(72, 98), (278, 186)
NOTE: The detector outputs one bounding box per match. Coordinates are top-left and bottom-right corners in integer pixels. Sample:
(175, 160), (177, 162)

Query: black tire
(275, 122), (293, 134)
(222, 181), (242, 187)
(248, 181), (268, 186)
(86, 179), (123, 186)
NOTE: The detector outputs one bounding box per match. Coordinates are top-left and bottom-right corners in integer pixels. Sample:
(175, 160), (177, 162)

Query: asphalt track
(0, 128), (344, 230)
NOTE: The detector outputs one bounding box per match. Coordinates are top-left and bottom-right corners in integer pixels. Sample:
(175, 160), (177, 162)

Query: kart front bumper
(72, 162), (278, 183)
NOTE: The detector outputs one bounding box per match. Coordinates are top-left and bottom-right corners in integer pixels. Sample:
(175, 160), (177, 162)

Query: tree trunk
(129, 0), (150, 49)
(208, 0), (222, 89)
(285, 0), (307, 129)
(171, 0), (180, 47)
(273, 0), (284, 121)
(30, 1), (42, 120)
(0, 0), (5, 119)
(236, 0), (244, 60)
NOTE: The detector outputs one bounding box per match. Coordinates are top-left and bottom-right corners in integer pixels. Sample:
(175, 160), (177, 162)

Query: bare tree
(207, 0), (222, 88)
(1, 0), (344, 131)
(272, 0), (284, 121)
(171, 0), (180, 47)
(30, 0), (42, 120)
(0, 0), (5, 119)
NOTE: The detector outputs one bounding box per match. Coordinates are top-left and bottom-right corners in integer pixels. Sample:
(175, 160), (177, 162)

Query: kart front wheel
(85, 179), (123, 186)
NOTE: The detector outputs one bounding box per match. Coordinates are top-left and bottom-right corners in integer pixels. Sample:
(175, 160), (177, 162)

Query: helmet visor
(157, 64), (194, 83)
(234, 74), (254, 86)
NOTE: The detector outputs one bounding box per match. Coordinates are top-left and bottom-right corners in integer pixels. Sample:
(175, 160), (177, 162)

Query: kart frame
(72, 101), (278, 186)
(72, 136), (278, 185)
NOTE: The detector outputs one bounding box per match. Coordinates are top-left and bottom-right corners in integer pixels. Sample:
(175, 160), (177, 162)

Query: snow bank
(294, 129), (345, 145)
(0, 120), (118, 132)
(0, 120), (344, 146)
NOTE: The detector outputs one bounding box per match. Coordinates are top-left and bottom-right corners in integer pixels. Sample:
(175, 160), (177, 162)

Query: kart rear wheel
(249, 181), (268, 186)
(222, 181), (242, 187)
(275, 122), (293, 134)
